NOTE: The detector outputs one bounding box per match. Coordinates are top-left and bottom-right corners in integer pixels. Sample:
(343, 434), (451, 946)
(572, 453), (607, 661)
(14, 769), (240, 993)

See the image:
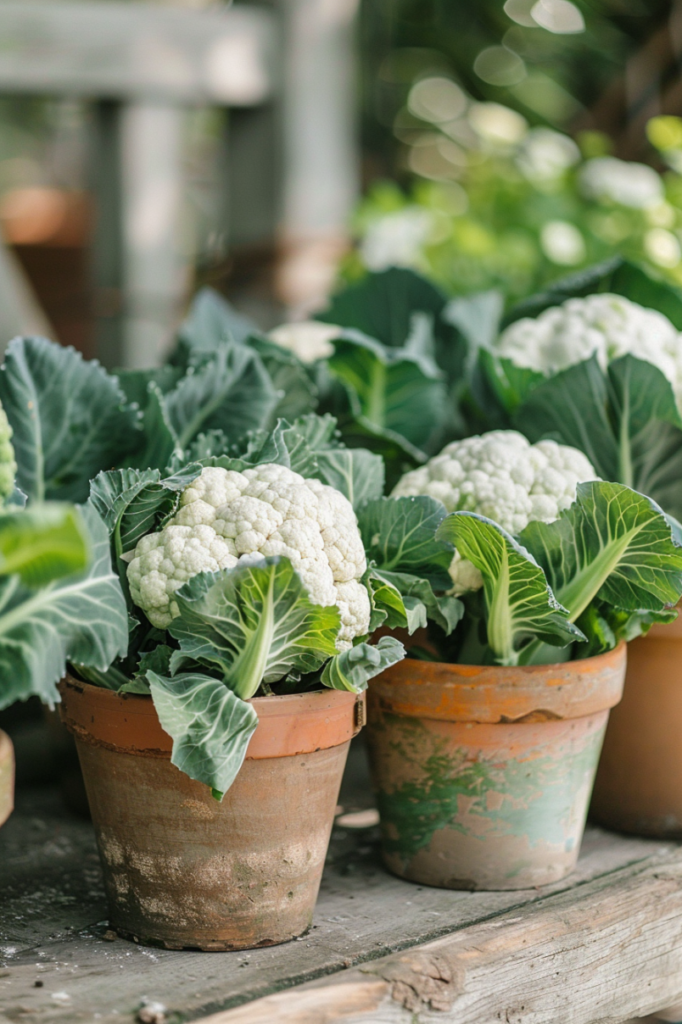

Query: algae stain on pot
(371, 714), (606, 869)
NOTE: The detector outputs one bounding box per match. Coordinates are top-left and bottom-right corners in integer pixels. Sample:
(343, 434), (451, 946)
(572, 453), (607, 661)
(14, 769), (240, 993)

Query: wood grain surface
(0, 741), (678, 1024)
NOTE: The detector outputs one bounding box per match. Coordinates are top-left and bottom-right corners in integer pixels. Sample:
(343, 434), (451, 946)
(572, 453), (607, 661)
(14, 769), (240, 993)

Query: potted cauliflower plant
(359, 429), (682, 891)
(474, 258), (682, 838)
(0, 400), (127, 829)
(59, 415), (404, 951)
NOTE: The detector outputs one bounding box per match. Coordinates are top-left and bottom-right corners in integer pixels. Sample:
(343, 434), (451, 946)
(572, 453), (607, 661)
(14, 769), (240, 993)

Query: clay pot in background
(0, 729), (14, 828)
(366, 644), (626, 891)
(591, 616), (682, 837)
(59, 676), (364, 950)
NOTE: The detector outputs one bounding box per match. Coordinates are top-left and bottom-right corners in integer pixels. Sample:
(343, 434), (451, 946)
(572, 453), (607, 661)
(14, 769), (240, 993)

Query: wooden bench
(1, 739), (681, 1024)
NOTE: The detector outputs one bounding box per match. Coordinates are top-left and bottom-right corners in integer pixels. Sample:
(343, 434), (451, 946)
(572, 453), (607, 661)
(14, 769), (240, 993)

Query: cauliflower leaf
(0, 336), (140, 503)
(358, 495), (454, 585)
(168, 558), (341, 699)
(0, 503), (129, 709)
(328, 330), (447, 455)
(0, 503), (89, 587)
(521, 481), (682, 623)
(437, 512), (583, 665)
(322, 636), (405, 693)
(147, 669), (258, 799)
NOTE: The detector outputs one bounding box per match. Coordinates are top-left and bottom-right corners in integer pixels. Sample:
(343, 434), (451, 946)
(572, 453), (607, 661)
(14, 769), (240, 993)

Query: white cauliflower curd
(126, 464), (370, 649)
(268, 321), (341, 363)
(578, 157), (664, 209)
(393, 431), (598, 594)
(496, 293), (682, 410)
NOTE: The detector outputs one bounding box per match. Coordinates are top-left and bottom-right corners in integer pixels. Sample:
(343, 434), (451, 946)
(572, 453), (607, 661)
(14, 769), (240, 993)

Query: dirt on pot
(59, 676), (364, 950)
(367, 645), (626, 891)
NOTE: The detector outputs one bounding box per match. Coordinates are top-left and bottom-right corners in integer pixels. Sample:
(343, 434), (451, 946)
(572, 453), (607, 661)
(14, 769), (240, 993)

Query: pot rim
(58, 674), (364, 759)
(368, 641), (627, 724)
(399, 640), (626, 676)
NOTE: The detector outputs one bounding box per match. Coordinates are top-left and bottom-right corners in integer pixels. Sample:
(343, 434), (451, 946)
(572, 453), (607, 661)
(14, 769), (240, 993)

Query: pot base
(111, 923), (310, 952)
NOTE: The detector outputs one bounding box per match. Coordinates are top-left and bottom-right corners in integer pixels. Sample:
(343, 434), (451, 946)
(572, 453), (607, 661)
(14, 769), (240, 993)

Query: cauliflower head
(496, 293), (682, 410)
(578, 157), (664, 209)
(0, 400), (16, 503)
(392, 431), (598, 594)
(268, 321), (341, 364)
(126, 464), (370, 650)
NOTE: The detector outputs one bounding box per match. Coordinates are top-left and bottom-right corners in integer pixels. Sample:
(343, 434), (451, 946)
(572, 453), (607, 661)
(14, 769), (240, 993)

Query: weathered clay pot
(366, 644), (626, 891)
(592, 616), (682, 837)
(0, 729), (14, 828)
(59, 676), (364, 950)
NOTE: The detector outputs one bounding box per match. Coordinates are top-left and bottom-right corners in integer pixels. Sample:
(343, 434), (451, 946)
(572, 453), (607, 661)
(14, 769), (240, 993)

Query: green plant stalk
(485, 546), (517, 666)
(365, 360), (387, 428)
(618, 385), (634, 489)
(225, 572), (276, 699)
(554, 531), (635, 623)
(517, 530), (636, 665)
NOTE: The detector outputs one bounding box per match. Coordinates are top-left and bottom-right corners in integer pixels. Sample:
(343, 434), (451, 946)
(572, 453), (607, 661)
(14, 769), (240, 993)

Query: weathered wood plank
(0, 2), (276, 105)
(0, 748), (675, 1024)
(200, 847), (682, 1024)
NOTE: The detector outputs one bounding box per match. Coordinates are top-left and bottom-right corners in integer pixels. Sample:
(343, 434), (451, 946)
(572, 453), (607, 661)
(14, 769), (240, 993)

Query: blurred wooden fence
(0, 0), (359, 367)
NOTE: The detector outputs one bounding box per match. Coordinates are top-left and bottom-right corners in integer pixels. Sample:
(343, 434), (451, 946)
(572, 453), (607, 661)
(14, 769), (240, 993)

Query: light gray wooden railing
(0, 0), (358, 367)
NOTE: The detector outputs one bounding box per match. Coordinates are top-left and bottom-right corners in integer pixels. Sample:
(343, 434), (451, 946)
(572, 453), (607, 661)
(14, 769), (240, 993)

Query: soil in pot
(59, 677), (364, 950)
(0, 729), (14, 828)
(366, 644), (626, 891)
(591, 616), (682, 837)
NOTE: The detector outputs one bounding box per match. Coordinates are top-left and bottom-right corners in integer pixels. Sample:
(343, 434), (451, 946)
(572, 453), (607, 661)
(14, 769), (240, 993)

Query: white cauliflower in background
(127, 464), (370, 649)
(268, 321), (341, 363)
(392, 431), (598, 594)
(359, 207), (436, 272)
(578, 157), (664, 209)
(516, 128), (580, 184)
(496, 293), (682, 410)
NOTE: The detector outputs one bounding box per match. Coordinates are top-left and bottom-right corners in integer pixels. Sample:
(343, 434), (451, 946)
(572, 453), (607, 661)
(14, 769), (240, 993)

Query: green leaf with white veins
(125, 381), (180, 472)
(322, 636), (405, 693)
(164, 343), (279, 451)
(513, 354), (682, 519)
(0, 503), (89, 587)
(89, 464), (202, 556)
(437, 513), (583, 666)
(147, 671), (258, 797)
(328, 331), (447, 452)
(247, 335), (318, 425)
(369, 568), (464, 635)
(0, 503), (129, 709)
(115, 366), (182, 410)
(358, 496), (454, 586)
(169, 558), (341, 699)
(519, 481), (682, 623)
(0, 336), (140, 503)
(318, 267), (448, 348)
(316, 448), (385, 510)
(171, 288), (258, 367)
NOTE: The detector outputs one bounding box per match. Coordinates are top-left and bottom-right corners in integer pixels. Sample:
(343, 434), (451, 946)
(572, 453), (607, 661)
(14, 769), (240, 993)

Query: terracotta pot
(59, 676), (364, 950)
(591, 616), (682, 837)
(0, 729), (14, 828)
(366, 645), (626, 891)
